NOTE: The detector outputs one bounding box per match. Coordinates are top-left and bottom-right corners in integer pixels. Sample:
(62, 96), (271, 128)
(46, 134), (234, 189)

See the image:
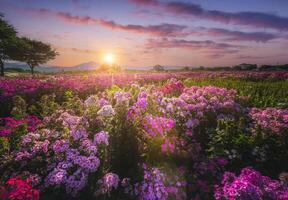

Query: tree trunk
(28, 64), (34, 76)
(0, 59), (4, 77)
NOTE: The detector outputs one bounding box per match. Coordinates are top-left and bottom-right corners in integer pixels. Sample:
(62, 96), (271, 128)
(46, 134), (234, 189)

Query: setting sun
(104, 53), (114, 64)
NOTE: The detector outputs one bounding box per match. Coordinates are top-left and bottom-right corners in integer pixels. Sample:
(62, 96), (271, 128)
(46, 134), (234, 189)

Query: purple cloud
(129, 0), (158, 5)
(165, 2), (203, 16)
(16, 6), (282, 42)
(130, 0), (288, 31)
(97, 20), (189, 37)
(23, 8), (188, 37)
(146, 38), (241, 57)
(236, 55), (267, 60)
(198, 28), (278, 43)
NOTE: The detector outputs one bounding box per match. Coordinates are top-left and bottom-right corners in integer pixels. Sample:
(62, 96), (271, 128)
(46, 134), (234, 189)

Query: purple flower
(103, 173), (119, 189)
(95, 173), (120, 196)
(81, 139), (98, 154)
(15, 151), (32, 161)
(45, 168), (67, 186)
(53, 139), (70, 153)
(136, 98), (148, 110)
(66, 169), (88, 196)
(71, 128), (88, 141)
(215, 167), (288, 200)
(93, 131), (109, 146)
(143, 115), (175, 137)
(73, 155), (100, 172)
(97, 105), (115, 117)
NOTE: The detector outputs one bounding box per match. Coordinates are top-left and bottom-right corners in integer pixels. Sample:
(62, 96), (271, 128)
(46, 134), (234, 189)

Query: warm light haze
(104, 53), (115, 65)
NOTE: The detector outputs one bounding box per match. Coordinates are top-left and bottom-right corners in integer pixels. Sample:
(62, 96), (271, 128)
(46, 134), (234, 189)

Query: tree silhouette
(153, 64), (164, 71)
(19, 37), (58, 75)
(0, 14), (18, 76)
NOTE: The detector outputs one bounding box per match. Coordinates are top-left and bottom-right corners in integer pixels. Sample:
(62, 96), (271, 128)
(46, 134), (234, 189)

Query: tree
(19, 37), (58, 75)
(153, 64), (164, 71)
(182, 66), (190, 71)
(0, 14), (18, 76)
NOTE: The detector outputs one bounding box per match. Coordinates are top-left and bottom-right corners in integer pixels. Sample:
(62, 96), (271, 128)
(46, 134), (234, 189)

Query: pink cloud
(21, 8), (189, 37)
(129, 0), (158, 6)
(197, 28), (279, 43)
(145, 38), (241, 57)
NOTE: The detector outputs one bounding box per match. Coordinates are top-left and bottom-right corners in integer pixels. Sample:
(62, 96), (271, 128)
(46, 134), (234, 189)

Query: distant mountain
(71, 61), (99, 71)
(4, 62), (30, 70)
(4, 61), (191, 73)
(4, 61), (99, 73)
(125, 66), (195, 71)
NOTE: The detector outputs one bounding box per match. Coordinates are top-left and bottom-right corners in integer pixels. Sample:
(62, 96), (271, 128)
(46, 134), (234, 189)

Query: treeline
(0, 14), (58, 76)
(153, 63), (288, 72)
(196, 63), (288, 71)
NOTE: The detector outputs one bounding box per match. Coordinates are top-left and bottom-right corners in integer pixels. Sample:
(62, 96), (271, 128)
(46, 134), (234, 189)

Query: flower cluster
(57, 112), (83, 129)
(14, 122), (107, 196)
(250, 108), (288, 134)
(0, 78), (53, 100)
(2, 71), (287, 101)
(95, 173), (120, 196)
(0, 115), (41, 137)
(143, 115), (175, 137)
(0, 176), (40, 200)
(134, 165), (169, 200)
(157, 79), (184, 95)
(94, 131), (109, 146)
(114, 91), (131, 103)
(214, 167), (288, 200)
(97, 105), (115, 117)
(1, 76), (288, 199)
(124, 165), (187, 200)
(127, 91), (149, 120)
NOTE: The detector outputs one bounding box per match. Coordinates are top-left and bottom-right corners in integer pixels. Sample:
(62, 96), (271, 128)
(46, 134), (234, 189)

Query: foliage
(153, 64), (164, 71)
(16, 37), (58, 75)
(0, 74), (287, 199)
(0, 14), (18, 76)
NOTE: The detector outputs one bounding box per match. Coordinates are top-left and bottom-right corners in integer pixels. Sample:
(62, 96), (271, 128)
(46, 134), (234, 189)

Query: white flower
(84, 95), (98, 107)
(97, 105), (115, 117)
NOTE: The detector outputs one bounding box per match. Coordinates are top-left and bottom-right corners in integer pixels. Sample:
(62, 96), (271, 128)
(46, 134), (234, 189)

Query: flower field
(0, 71), (288, 200)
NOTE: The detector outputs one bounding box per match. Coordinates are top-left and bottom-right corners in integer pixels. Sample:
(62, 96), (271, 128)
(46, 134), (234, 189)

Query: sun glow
(104, 53), (114, 64)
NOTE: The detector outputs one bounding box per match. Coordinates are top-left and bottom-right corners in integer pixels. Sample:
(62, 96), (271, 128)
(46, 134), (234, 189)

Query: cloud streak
(145, 38), (241, 57)
(97, 20), (189, 37)
(196, 28), (279, 43)
(23, 8), (188, 37)
(130, 0), (158, 5)
(130, 0), (288, 31)
(15, 6), (282, 42)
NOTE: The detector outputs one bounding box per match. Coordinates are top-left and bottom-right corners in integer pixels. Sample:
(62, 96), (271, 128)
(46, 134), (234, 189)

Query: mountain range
(4, 61), (188, 72)
(4, 61), (101, 73)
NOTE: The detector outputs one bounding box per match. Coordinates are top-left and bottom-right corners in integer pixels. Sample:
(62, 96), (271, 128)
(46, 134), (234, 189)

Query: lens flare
(104, 53), (114, 64)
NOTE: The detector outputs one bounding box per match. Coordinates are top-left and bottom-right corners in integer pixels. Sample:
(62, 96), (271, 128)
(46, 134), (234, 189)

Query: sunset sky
(1, 0), (288, 68)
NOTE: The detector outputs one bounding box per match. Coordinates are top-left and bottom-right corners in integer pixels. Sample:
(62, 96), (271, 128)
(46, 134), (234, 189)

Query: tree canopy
(153, 64), (164, 71)
(17, 37), (58, 74)
(0, 14), (18, 76)
(0, 14), (59, 76)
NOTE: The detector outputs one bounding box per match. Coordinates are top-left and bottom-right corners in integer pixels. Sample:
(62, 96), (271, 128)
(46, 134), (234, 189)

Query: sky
(1, 0), (288, 68)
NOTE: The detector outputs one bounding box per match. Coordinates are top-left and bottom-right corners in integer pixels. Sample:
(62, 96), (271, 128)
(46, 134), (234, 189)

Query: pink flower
(5, 177), (40, 200)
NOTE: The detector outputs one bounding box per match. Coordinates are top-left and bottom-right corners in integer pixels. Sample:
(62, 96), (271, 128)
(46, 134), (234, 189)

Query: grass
(184, 77), (288, 108)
